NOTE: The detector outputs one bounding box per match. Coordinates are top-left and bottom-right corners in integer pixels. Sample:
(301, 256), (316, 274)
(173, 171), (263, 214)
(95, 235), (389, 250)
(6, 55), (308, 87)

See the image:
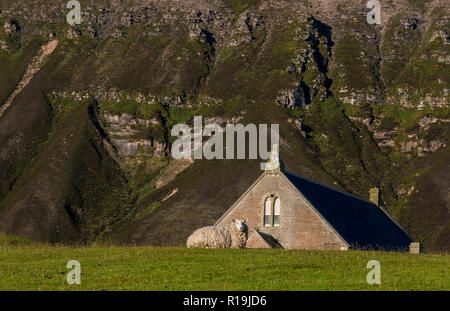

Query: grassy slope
(0, 39), (135, 242)
(398, 141), (450, 251)
(0, 65), (53, 202)
(0, 38), (44, 107)
(0, 99), (133, 243)
(0, 244), (448, 290)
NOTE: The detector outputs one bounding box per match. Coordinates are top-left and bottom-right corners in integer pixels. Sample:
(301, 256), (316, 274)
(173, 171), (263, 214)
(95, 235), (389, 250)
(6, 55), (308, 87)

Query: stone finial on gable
(263, 144), (283, 174)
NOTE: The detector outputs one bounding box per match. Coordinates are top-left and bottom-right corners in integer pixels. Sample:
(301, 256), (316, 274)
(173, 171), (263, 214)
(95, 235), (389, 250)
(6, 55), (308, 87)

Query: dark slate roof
(284, 172), (413, 251)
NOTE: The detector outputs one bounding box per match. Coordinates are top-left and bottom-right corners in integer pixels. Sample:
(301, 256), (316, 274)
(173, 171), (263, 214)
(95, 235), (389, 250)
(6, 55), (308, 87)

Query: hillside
(0, 0), (448, 251)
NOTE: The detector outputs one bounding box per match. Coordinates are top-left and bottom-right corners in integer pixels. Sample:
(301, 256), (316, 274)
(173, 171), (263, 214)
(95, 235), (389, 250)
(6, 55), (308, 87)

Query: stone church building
(216, 146), (417, 252)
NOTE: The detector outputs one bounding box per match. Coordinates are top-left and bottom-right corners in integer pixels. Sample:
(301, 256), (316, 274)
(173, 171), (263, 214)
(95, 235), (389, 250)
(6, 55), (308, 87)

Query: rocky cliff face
(0, 0), (448, 251)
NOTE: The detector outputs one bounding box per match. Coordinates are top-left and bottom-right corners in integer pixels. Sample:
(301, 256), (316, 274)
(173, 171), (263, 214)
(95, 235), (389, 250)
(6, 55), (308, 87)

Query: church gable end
(216, 173), (348, 250)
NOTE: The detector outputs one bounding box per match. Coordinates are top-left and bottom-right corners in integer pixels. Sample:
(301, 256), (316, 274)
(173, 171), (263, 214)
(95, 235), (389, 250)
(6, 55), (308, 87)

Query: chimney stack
(369, 188), (379, 206)
(409, 242), (422, 254)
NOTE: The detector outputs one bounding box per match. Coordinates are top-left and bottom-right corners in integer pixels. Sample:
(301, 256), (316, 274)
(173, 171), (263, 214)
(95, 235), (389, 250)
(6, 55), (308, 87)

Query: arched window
(273, 197), (280, 226)
(263, 195), (281, 227)
(264, 197), (272, 226)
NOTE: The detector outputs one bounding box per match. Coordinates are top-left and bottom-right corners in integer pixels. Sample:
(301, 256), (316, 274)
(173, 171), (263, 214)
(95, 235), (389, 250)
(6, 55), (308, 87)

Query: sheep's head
(232, 218), (248, 232)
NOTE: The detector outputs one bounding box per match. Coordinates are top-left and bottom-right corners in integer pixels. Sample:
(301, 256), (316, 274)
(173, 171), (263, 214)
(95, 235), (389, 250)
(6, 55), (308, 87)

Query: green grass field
(1, 242), (448, 291)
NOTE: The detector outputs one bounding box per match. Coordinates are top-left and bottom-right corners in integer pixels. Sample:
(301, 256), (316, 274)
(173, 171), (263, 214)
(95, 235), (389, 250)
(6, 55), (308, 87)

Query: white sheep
(186, 218), (248, 249)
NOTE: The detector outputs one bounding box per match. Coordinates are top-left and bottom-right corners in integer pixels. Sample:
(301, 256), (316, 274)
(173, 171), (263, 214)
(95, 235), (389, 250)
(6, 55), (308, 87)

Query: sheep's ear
(243, 218), (248, 223)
